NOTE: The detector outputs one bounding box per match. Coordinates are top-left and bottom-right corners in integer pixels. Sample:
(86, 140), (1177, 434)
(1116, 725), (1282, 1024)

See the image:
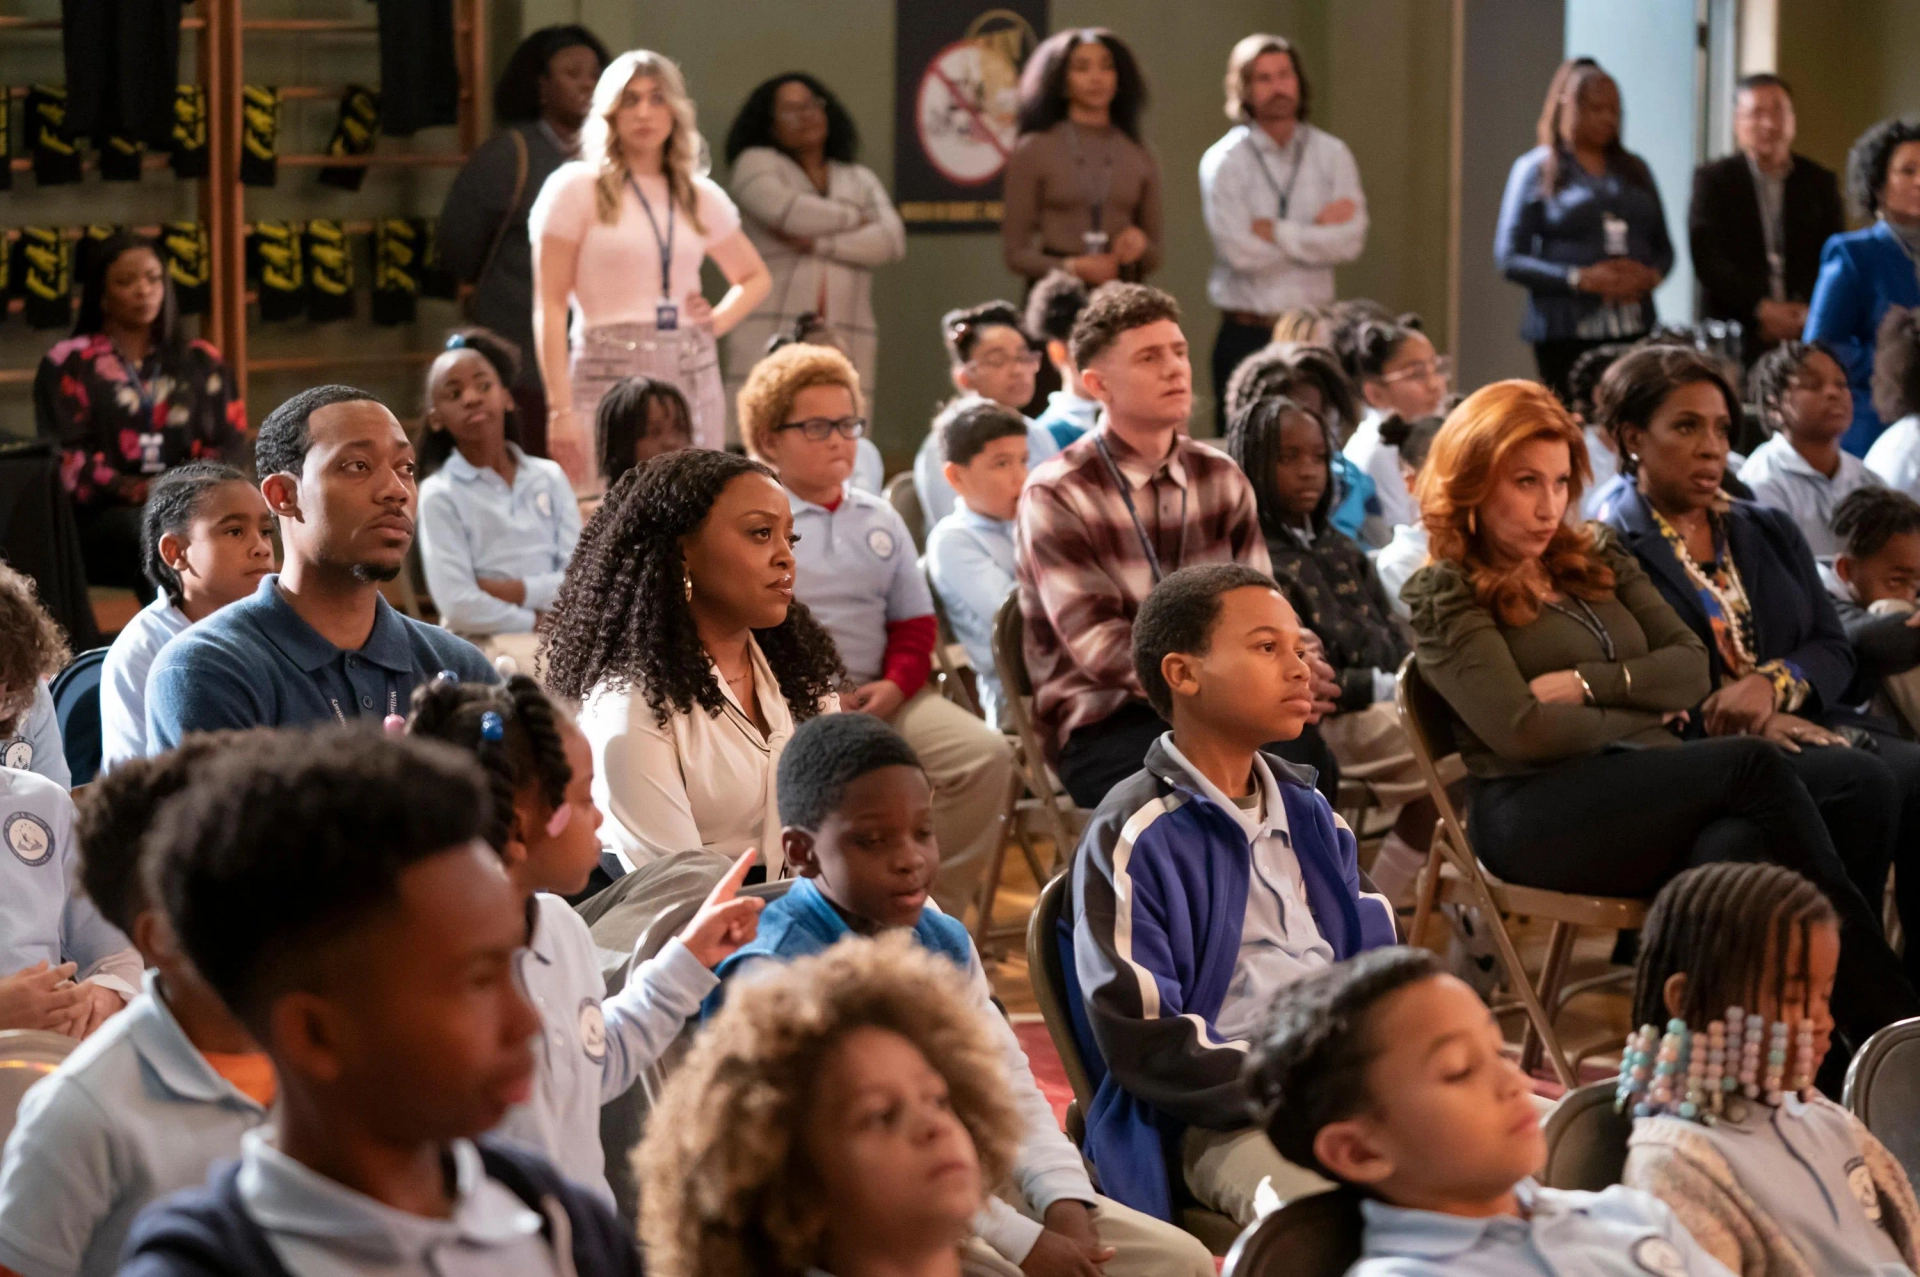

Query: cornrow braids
(1631, 862), (1837, 1031)
(140, 462), (249, 605)
(1226, 394), (1336, 540)
(404, 673), (572, 853)
(1747, 339), (1844, 434)
(1833, 485), (1920, 561)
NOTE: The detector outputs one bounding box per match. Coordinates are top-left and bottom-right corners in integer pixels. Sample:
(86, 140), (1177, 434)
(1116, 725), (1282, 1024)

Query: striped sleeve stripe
(1110, 796), (1171, 1021)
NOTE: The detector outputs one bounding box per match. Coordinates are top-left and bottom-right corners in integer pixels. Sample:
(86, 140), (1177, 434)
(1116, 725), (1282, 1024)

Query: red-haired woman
(1403, 379), (1915, 1053)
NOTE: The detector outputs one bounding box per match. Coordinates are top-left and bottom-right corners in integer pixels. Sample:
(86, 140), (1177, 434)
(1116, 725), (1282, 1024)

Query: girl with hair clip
(637, 931), (1023, 1277)
(100, 462), (274, 769)
(1404, 379), (1920, 1049)
(1620, 861), (1920, 1275)
(1002, 28), (1162, 290)
(35, 231), (246, 597)
(540, 447), (843, 875)
(405, 672), (762, 1201)
(530, 49), (771, 483)
(417, 328), (581, 666)
(1741, 339), (1878, 558)
(1339, 314), (1451, 546)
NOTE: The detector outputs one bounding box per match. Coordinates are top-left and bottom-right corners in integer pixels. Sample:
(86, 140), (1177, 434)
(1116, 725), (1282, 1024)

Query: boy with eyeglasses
(742, 343), (1016, 923)
(913, 300), (1062, 527)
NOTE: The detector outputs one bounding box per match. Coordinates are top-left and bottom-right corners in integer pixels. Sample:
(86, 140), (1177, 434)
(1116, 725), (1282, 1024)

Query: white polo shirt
(0, 974), (270, 1277)
(0, 682), (71, 788)
(100, 596), (192, 770)
(0, 767), (140, 993)
(493, 894), (716, 1202)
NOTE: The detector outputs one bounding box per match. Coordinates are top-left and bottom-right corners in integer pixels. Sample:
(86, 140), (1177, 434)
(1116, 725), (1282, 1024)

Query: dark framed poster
(893, 2), (1048, 232)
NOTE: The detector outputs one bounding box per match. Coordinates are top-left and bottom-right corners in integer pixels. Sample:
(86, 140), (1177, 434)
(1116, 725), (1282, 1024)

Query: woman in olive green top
(1405, 379), (1917, 1048)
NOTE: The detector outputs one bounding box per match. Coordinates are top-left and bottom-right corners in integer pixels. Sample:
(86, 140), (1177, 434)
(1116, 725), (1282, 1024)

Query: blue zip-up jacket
(1068, 736), (1395, 1220)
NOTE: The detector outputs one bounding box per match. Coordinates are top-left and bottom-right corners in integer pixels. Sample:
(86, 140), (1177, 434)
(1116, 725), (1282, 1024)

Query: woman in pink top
(531, 50), (771, 484)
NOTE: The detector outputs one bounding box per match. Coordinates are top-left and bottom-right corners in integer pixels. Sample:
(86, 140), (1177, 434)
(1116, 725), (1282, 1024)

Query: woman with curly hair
(0, 562), (73, 787)
(1403, 379), (1919, 1054)
(1805, 115), (1920, 454)
(637, 931), (1021, 1277)
(722, 73), (905, 423)
(529, 49), (771, 482)
(541, 446), (842, 874)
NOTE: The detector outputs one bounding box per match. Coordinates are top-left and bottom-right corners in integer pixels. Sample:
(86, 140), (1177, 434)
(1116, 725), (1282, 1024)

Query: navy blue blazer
(1602, 490), (1855, 720)
(1804, 220), (1920, 454)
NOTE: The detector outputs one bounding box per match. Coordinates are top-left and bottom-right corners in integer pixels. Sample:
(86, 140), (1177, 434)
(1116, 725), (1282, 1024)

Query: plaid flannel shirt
(1015, 426), (1271, 758)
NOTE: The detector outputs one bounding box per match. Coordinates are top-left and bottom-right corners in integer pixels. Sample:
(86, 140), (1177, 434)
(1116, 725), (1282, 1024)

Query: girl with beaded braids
(404, 671), (762, 1200)
(1621, 861), (1920, 1276)
(542, 447), (842, 875)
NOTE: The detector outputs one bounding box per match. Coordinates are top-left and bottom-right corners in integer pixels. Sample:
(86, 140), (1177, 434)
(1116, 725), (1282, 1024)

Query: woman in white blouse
(721, 74), (905, 416)
(541, 447), (843, 875)
(530, 49), (770, 486)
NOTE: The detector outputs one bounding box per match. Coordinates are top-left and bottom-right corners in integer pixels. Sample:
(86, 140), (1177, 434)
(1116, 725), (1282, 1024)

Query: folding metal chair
(0, 1030), (74, 1147)
(1396, 655), (1646, 1088)
(884, 471), (928, 554)
(1845, 1015), (1920, 1185)
(1540, 1079), (1632, 1190)
(991, 594), (1085, 874)
(1219, 1186), (1364, 1277)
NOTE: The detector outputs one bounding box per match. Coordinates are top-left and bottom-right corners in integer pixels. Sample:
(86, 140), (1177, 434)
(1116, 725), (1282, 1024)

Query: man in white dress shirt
(1199, 34), (1368, 429)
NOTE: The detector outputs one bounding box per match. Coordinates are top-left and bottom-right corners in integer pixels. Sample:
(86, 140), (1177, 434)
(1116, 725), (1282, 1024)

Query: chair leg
(972, 771), (1026, 957)
(1520, 921), (1577, 1077)
(1013, 814), (1048, 884)
(1465, 876), (1576, 1087)
(1410, 841), (1445, 951)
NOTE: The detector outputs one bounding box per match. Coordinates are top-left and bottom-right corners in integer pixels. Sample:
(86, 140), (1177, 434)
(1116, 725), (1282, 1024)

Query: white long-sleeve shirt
(1199, 122), (1368, 314)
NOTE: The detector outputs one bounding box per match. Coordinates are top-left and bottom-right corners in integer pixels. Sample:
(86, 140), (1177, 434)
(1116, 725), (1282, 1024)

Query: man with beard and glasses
(1199, 34), (1368, 429)
(146, 386), (497, 750)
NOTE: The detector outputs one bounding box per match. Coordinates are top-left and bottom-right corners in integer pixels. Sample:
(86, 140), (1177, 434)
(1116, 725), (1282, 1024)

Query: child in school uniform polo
(0, 768), (140, 999)
(0, 972), (272, 1277)
(0, 681), (72, 788)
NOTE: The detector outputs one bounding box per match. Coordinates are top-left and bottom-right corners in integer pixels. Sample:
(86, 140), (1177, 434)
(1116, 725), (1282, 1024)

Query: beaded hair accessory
(1615, 1008), (1817, 1125)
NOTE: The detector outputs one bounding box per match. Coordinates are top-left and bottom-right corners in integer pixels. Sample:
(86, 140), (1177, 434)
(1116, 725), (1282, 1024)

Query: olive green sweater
(1402, 527), (1711, 778)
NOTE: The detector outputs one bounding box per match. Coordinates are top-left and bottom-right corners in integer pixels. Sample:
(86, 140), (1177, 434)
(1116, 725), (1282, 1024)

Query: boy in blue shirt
(924, 397), (1029, 729)
(1247, 947), (1735, 1277)
(0, 736), (273, 1277)
(709, 712), (1213, 1277)
(1071, 562), (1397, 1225)
(120, 731), (639, 1277)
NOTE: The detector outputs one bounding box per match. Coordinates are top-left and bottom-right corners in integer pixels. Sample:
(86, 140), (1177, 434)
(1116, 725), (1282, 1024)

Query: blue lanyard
(112, 346), (157, 423)
(626, 175), (676, 300)
(1094, 433), (1185, 584)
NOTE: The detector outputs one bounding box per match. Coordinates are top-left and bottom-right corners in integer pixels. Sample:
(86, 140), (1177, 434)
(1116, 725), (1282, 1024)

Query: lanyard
(1094, 432), (1185, 584)
(1544, 595), (1616, 662)
(1066, 123), (1116, 235)
(112, 345), (157, 424)
(626, 175), (676, 300)
(1248, 126), (1307, 220)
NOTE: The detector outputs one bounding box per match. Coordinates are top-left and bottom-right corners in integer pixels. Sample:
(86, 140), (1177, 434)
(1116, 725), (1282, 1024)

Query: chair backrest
(0, 1029), (76, 1147)
(885, 471), (928, 554)
(1220, 1187), (1366, 1277)
(1845, 1015), (1920, 1184)
(1393, 655), (1474, 872)
(48, 646), (109, 787)
(1541, 1079), (1633, 1191)
(1027, 869), (1096, 1113)
(993, 593), (1032, 699)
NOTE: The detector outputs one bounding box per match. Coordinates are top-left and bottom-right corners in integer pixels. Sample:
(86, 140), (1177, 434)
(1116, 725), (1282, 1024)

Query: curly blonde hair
(738, 343), (866, 461)
(1414, 379), (1615, 627)
(0, 563), (69, 736)
(636, 933), (1022, 1277)
(584, 50), (708, 233)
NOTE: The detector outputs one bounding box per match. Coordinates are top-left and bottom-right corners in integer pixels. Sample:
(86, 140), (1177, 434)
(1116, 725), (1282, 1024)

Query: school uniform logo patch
(2, 741), (31, 771)
(867, 528), (896, 560)
(1630, 1236), (1688, 1277)
(578, 999), (607, 1064)
(535, 489), (553, 518)
(4, 811), (53, 866)
(1848, 1158), (1883, 1223)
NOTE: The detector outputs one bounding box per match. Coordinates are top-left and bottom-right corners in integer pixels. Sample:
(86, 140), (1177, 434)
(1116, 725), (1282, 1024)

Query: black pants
(1057, 699), (1340, 810)
(1212, 317), (1275, 434)
(1471, 736), (1919, 1053)
(1838, 724), (1920, 985)
(75, 502), (155, 602)
(1532, 337), (1618, 408)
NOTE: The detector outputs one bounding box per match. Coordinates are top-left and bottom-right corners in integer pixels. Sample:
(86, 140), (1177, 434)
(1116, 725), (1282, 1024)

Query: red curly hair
(1414, 379), (1615, 627)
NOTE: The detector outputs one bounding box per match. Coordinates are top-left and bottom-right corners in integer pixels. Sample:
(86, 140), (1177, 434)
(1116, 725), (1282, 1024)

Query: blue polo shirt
(788, 486), (932, 686)
(144, 575), (498, 751)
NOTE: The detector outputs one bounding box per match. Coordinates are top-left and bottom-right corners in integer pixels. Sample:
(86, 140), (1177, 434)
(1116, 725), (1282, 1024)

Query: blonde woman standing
(531, 50), (771, 485)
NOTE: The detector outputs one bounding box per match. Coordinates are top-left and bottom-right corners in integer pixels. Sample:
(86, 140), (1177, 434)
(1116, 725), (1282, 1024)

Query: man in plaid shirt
(1015, 283), (1341, 810)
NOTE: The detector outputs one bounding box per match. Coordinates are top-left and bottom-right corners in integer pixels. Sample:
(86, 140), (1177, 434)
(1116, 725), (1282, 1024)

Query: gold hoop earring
(684, 573), (694, 604)
(1467, 509), (1477, 536)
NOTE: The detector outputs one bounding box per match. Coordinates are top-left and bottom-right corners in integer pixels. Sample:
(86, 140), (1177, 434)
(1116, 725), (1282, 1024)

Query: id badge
(1082, 229), (1110, 254)
(1602, 213), (1630, 258)
(655, 301), (679, 331)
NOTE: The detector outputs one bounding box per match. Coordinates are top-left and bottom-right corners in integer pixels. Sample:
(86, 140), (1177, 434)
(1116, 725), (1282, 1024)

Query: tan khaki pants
(1181, 1125), (1332, 1227)
(891, 685), (1017, 919)
(959, 1189), (1215, 1277)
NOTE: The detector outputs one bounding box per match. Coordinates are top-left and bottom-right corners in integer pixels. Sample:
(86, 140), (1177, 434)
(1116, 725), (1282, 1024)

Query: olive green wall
(548, 0), (1453, 460)
(1777, 0), (1920, 221)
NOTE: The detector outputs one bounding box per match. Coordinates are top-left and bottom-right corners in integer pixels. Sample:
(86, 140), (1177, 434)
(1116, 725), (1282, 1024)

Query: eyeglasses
(968, 351), (1043, 374)
(1381, 355), (1453, 386)
(776, 415), (868, 441)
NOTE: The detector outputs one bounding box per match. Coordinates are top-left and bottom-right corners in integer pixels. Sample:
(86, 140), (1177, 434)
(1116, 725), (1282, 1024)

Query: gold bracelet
(1622, 664), (1633, 699)
(1576, 671), (1596, 706)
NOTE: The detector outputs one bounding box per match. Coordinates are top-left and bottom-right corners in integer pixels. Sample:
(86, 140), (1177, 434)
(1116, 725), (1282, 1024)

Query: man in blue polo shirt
(145, 385), (497, 751)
